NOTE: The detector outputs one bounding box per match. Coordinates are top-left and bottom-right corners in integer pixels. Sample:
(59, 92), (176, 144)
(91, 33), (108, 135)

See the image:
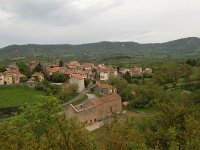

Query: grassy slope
(0, 86), (45, 108)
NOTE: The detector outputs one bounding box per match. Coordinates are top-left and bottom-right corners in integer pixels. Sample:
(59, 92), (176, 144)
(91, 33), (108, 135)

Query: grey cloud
(0, 0), (200, 47)
(0, 0), (123, 25)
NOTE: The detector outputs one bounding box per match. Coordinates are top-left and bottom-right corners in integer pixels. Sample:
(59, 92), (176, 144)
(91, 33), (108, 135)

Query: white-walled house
(99, 72), (109, 81)
(0, 73), (4, 85)
(69, 74), (85, 92)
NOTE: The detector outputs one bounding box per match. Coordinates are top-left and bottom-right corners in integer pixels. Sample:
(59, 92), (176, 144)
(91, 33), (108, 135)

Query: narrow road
(62, 82), (95, 107)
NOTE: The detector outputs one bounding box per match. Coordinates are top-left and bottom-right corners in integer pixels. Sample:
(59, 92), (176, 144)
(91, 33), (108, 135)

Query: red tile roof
(99, 83), (112, 89)
(91, 93), (120, 106)
(48, 67), (60, 73)
(72, 74), (83, 80)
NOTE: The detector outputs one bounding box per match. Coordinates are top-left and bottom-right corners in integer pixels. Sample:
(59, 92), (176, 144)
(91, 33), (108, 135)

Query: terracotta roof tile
(72, 74), (83, 80)
(48, 67), (60, 73)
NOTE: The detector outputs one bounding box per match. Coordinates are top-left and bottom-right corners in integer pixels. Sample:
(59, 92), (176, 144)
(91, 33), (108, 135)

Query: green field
(0, 86), (45, 108)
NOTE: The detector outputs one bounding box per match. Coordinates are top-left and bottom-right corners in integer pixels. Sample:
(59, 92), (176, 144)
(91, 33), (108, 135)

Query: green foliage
(0, 86), (45, 108)
(84, 78), (90, 87)
(138, 101), (200, 149)
(20, 76), (28, 83)
(123, 71), (132, 83)
(35, 81), (60, 96)
(0, 65), (6, 72)
(109, 76), (128, 93)
(51, 73), (69, 83)
(1, 37), (200, 64)
(59, 60), (64, 67)
(33, 62), (43, 72)
(94, 116), (146, 150)
(0, 96), (96, 150)
(154, 61), (180, 84)
(59, 84), (78, 102)
(130, 82), (164, 108)
(16, 62), (31, 77)
(109, 76), (134, 101)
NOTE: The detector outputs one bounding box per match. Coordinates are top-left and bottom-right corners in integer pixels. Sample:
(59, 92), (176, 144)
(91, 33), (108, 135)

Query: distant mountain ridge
(1, 37), (200, 62)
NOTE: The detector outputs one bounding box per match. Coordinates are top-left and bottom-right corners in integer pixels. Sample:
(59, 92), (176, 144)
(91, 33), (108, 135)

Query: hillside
(1, 37), (200, 64)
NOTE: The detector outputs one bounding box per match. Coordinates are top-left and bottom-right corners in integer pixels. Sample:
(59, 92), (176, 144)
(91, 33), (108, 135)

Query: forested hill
(1, 37), (200, 62)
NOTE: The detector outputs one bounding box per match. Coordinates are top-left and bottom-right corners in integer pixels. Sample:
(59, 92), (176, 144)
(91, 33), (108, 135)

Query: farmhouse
(66, 93), (122, 125)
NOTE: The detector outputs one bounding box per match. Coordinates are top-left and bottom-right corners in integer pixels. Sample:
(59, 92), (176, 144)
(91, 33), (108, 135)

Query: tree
(123, 71), (132, 83)
(179, 64), (192, 83)
(84, 79), (90, 87)
(34, 62), (43, 72)
(154, 61), (180, 85)
(59, 84), (78, 102)
(109, 77), (128, 93)
(0, 65), (6, 72)
(51, 73), (69, 83)
(59, 60), (64, 67)
(0, 96), (95, 150)
(17, 62), (31, 77)
(139, 101), (200, 149)
(95, 116), (146, 150)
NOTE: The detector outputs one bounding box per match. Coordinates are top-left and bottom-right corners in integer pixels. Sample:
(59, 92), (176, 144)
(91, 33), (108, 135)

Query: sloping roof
(72, 74), (83, 80)
(69, 93), (121, 112)
(91, 93), (121, 106)
(68, 61), (81, 66)
(48, 67), (60, 73)
(99, 83), (112, 89)
(32, 72), (43, 77)
(96, 82), (112, 89)
(65, 70), (74, 75)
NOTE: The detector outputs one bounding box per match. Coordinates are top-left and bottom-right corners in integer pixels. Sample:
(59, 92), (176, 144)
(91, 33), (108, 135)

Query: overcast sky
(0, 0), (200, 47)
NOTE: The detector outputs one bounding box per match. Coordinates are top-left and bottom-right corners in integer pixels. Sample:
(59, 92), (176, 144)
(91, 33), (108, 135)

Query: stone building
(66, 93), (122, 125)
(31, 72), (44, 82)
(95, 82), (114, 95)
(4, 73), (13, 85)
(69, 74), (85, 92)
(0, 73), (4, 85)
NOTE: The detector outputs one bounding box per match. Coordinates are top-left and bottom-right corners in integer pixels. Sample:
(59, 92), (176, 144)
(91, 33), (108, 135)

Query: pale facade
(99, 72), (109, 81)
(69, 74), (85, 92)
(4, 74), (13, 85)
(0, 73), (4, 85)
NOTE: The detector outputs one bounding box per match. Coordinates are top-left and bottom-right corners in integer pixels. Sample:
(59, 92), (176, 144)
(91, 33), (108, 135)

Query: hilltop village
(0, 60), (152, 125)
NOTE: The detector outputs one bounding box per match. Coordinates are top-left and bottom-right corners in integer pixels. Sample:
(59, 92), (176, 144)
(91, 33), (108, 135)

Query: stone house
(129, 66), (143, 76)
(79, 70), (93, 79)
(99, 71), (109, 81)
(67, 61), (81, 68)
(47, 67), (60, 75)
(144, 68), (153, 74)
(29, 61), (37, 70)
(66, 93), (122, 125)
(31, 72), (44, 82)
(95, 82), (114, 95)
(6, 64), (19, 73)
(82, 63), (95, 71)
(0, 73), (4, 85)
(69, 74), (85, 92)
(4, 73), (13, 85)
(119, 68), (130, 75)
